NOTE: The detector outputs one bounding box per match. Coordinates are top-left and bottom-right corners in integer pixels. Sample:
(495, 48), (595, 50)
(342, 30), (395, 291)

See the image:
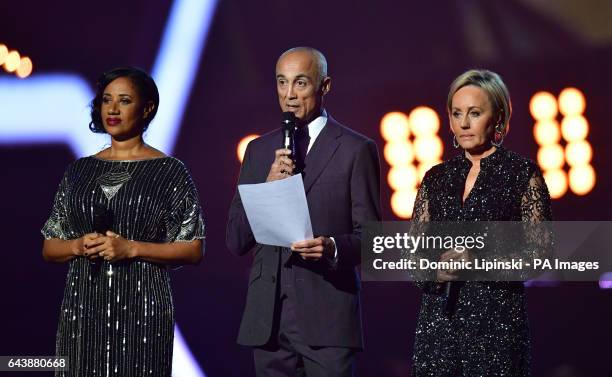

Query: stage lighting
(16, 57), (32, 78)
(414, 136), (443, 162)
(380, 112), (410, 141)
(533, 120), (561, 146)
(531, 88), (595, 198)
(383, 141), (414, 166)
(558, 87), (586, 117)
(529, 91), (558, 121)
(537, 144), (564, 170)
(0, 44), (33, 78)
(4, 50), (20, 72)
(391, 190), (418, 219)
(543, 169), (567, 199)
(237, 134), (259, 162)
(568, 165), (595, 195)
(388, 165), (418, 191)
(381, 107), (444, 218)
(560, 115), (589, 142)
(565, 141), (592, 167)
(599, 273), (612, 289)
(409, 106), (440, 137)
(0, 44), (7, 65)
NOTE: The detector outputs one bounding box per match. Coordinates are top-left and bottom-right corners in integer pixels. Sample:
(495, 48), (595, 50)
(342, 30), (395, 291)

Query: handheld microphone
(442, 282), (454, 315)
(93, 204), (113, 235)
(282, 111), (298, 160)
(91, 204), (113, 271)
(442, 281), (463, 316)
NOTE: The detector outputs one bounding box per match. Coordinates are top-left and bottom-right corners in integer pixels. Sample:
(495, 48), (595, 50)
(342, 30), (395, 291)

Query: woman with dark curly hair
(42, 67), (205, 376)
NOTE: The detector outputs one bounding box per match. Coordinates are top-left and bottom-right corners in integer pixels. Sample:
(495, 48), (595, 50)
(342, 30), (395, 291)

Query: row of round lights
(530, 88), (595, 198)
(0, 43), (33, 78)
(380, 107), (443, 218)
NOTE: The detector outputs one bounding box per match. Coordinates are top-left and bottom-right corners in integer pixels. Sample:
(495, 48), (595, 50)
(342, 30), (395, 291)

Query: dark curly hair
(89, 67), (160, 134)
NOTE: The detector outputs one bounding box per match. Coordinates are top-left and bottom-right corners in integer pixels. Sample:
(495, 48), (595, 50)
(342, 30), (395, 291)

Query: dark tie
(294, 126), (310, 174)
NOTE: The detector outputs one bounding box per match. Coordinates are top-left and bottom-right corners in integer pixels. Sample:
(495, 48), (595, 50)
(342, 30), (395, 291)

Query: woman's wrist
(70, 238), (83, 256)
(128, 240), (140, 259)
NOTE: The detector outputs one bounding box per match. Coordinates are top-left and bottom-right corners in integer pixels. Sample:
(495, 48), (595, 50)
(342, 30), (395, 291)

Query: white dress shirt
(304, 109), (328, 154)
(299, 109), (338, 261)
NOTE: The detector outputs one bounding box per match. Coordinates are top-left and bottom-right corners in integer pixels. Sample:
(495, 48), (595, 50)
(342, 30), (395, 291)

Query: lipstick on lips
(106, 117), (121, 126)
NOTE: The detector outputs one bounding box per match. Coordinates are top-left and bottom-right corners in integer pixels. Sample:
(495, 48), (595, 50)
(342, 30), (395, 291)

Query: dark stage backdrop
(0, 1), (611, 376)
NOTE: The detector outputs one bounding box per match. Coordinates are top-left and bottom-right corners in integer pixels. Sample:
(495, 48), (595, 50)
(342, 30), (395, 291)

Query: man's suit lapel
(302, 116), (342, 194)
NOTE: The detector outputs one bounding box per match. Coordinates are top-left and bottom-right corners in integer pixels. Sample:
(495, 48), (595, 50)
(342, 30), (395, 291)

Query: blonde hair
(447, 69), (512, 136)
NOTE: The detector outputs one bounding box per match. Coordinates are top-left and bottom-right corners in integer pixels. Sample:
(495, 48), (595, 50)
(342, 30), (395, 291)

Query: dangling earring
(492, 124), (504, 147)
(452, 135), (460, 149)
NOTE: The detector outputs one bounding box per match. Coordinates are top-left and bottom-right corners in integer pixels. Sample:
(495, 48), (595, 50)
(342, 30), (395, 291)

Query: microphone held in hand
(91, 204), (114, 271)
(442, 281), (463, 316)
(282, 111), (298, 162)
(93, 204), (113, 235)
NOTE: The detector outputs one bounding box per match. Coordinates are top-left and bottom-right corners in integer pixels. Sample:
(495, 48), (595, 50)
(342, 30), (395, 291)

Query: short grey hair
(447, 69), (512, 135)
(278, 46), (328, 83)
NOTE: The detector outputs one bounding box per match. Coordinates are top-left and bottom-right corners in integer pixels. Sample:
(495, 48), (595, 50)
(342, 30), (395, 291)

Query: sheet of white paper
(238, 174), (313, 247)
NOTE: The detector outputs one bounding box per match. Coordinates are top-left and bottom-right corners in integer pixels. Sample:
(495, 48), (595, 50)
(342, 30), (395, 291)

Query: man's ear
(320, 76), (331, 96)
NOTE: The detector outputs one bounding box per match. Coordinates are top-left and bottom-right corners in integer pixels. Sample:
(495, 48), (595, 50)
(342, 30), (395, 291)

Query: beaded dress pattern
(410, 147), (552, 377)
(42, 156), (205, 377)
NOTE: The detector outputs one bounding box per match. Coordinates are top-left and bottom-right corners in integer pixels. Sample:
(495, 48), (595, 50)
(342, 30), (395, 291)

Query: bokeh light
(0, 44), (33, 78)
(237, 134), (259, 162)
(565, 141), (592, 167)
(16, 56), (33, 78)
(561, 115), (589, 142)
(414, 136), (443, 162)
(543, 169), (568, 199)
(558, 87), (586, 117)
(0, 44), (8, 65)
(391, 189), (418, 219)
(381, 107), (444, 218)
(380, 112), (410, 141)
(388, 165), (418, 191)
(409, 106), (440, 137)
(533, 120), (561, 146)
(530, 91), (558, 121)
(537, 144), (565, 170)
(532, 87), (595, 198)
(598, 272), (612, 289)
(568, 165), (596, 195)
(4, 50), (20, 72)
(384, 141), (414, 166)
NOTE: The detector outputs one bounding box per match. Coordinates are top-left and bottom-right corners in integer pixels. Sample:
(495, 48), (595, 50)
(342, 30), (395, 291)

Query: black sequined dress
(42, 156), (205, 377)
(411, 146), (552, 376)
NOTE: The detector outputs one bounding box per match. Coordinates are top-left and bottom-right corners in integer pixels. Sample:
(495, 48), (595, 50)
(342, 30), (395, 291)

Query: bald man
(227, 47), (381, 377)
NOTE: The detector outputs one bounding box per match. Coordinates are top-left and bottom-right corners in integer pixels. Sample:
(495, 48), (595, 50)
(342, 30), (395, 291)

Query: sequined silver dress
(411, 147), (552, 376)
(42, 156), (205, 377)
